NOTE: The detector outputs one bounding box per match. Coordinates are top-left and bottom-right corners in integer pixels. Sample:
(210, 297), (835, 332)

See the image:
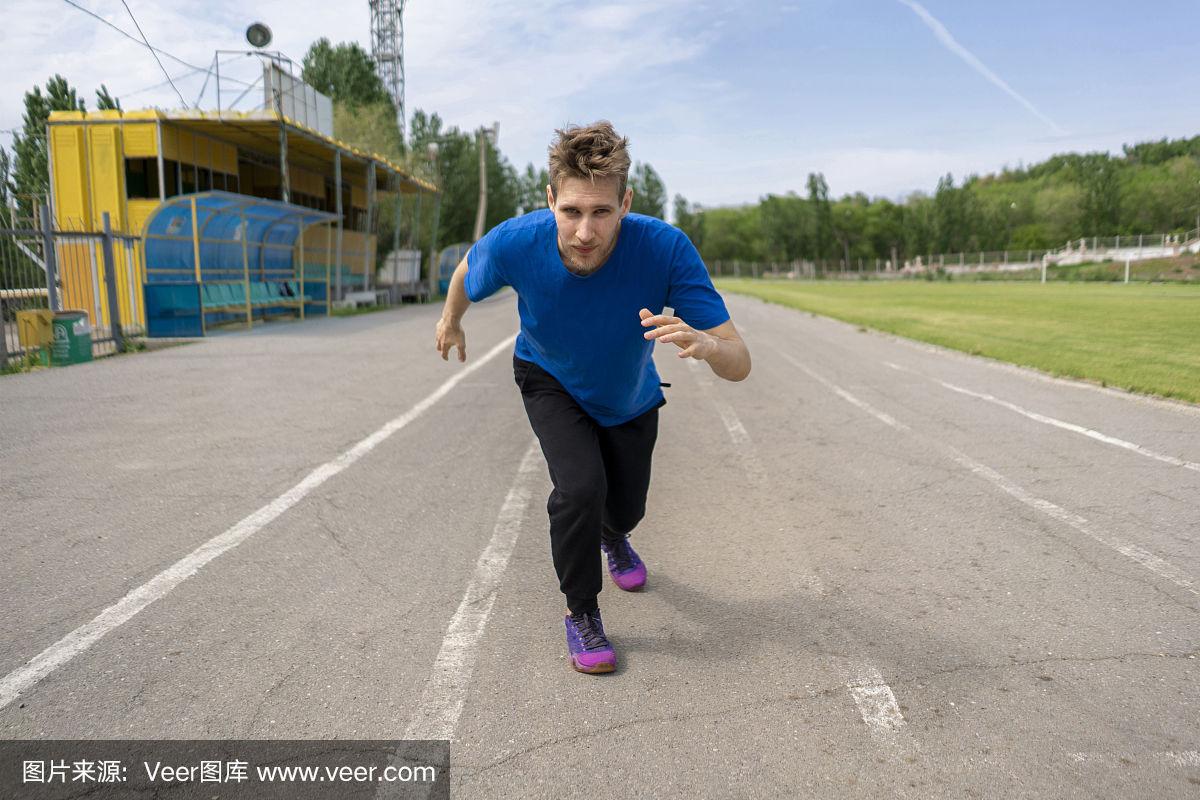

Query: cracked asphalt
(1, 289), (1198, 799)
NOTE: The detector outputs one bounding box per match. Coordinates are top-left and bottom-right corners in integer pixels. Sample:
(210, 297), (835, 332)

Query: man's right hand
(435, 317), (467, 362)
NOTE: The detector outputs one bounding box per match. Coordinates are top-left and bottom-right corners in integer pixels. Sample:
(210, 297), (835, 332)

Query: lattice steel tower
(370, 0), (407, 142)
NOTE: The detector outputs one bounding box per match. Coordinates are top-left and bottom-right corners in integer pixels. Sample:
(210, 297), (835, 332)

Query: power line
(58, 0), (256, 94)
(61, 0), (203, 73)
(121, 64), (209, 100)
(120, 55), (249, 105)
(227, 73), (264, 111)
(117, 0), (187, 108)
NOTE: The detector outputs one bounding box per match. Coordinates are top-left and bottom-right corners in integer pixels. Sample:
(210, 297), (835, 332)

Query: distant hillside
(675, 135), (1200, 266)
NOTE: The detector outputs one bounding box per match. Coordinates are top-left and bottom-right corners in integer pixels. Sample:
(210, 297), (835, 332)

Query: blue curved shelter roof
(143, 191), (338, 283)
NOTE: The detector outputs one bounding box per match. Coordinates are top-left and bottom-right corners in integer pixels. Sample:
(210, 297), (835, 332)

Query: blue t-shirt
(465, 209), (730, 426)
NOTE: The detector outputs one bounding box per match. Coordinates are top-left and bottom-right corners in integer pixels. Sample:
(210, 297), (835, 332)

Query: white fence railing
(902, 231), (1200, 274)
(707, 229), (1200, 281)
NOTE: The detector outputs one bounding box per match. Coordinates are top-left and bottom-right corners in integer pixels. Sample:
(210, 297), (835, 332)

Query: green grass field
(716, 279), (1200, 405)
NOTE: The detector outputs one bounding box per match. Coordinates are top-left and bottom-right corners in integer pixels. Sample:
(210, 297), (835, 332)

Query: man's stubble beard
(559, 222), (621, 276)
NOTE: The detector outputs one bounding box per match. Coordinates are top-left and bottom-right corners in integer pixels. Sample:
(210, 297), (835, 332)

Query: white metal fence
(708, 229), (1200, 280)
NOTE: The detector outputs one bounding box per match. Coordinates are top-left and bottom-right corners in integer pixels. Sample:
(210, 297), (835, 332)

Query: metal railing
(709, 259), (909, 278)
(706, 229), (1200, 281)
(1, 207), (143, 371)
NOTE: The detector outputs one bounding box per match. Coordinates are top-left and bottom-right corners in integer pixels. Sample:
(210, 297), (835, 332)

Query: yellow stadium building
(46, 108), (435, 336)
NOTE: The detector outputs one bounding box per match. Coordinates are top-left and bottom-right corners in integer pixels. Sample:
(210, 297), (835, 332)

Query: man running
(435, 121), (750, 674)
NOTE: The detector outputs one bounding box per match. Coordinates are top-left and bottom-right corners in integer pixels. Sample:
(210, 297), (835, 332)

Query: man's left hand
(639, 308), (718, 360)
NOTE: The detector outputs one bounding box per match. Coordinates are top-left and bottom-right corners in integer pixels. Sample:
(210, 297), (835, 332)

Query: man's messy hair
(547, 121), (632, 201)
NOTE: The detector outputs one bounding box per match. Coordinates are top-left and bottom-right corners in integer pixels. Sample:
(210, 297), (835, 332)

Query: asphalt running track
(1, 290), (1198, 799)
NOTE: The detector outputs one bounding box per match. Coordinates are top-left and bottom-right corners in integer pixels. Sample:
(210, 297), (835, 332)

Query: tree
(865, 198), (906, 268)
(333, 100), (403, 163)
(628, 162), (666, 218)
(933, 173), (968, 253)
(805, 172), (832, 262)
(517, 163), (549, 215)
(95, 84), (121, 111)
(1008, 222), (1053, 250)
(1033, 182), (1085, 243)
(7, 75), (85, 221)
(1122, 136), (1200, 166)
(673, 194), (703, 249)
(662, 131), (1200, 266)
(307, 40), (411, 263)
(301, 39), (393, 109)
(405, 109), (519, 253)
(1076, 154), (1121, 235)
(695, 205), (764, 263)
(903, 193), (934, 260)
(831, 193), (869, 269)
(329, 93), (411, 267)
(759, 192), (808, 261)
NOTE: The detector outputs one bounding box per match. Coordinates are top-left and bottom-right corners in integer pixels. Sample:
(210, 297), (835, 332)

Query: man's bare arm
(698, 319), (751, 382)
(639, 310), (751, 382)
(435, 256), (471, 361)
(442, 256), (471, 324)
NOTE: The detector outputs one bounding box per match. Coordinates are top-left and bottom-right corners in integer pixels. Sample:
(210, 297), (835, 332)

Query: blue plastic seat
(225, 283), (246, 306)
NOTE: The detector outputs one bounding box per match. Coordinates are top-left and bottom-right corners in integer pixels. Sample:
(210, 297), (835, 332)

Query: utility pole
(473, 122), (499, 242)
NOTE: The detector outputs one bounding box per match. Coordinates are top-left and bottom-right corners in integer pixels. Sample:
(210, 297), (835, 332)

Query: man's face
(546, 176), (633, 274)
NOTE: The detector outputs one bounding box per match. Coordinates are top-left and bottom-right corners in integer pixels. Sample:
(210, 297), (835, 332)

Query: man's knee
(604, 502), (646, 536)
(548, 473), (607, 517)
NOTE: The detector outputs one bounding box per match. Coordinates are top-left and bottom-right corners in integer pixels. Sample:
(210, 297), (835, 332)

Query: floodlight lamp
(246, 23), (272, 48)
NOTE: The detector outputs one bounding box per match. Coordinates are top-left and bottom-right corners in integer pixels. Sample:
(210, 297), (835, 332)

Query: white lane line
(941, 381), (1200, 472)
(785, 352), (1198, 597)
(885, 361), (1200, 473)
(1163, 751), (1200, 767)
(946, 446), (1197, 596)
(1071, 751), (1200, 768)
(402, 440), (542, 742)
(875, 328), (1200, 419)
(846, 664), (910, 746)
(688, 357), (750, 444)
(0, 334), (519, 713)
(781, 351), (909, 432)
(686, 358), (766, 483)
(714, 400), (750, 445)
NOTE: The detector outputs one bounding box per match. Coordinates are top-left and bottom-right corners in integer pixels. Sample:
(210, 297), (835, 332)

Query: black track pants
(513, 355), (660, 615)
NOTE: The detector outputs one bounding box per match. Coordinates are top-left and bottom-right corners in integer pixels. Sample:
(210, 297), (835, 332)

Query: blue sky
(4, 1), (1198, 209)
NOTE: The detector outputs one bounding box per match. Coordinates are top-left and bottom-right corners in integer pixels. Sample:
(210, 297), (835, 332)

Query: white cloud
(1, 0), (707, 177)
(0, 0), (359, 136)
(400, 0), (708, 161)
(3, 1), (1184, 210)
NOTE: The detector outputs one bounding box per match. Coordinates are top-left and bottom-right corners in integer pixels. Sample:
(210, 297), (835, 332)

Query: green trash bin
(51, 311), (93, 366)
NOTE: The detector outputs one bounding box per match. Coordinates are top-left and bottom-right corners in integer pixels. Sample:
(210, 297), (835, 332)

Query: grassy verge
(716, 278), (1200, 405)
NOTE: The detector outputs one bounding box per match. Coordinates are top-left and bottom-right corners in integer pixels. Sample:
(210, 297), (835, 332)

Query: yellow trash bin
(16, 309), (54, 364)
(17, 309), (54, 348)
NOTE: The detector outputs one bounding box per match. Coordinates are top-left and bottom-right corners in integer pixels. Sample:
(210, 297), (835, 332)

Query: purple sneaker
(564, 609), (616, 674)
(601, 536), (647, 591)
